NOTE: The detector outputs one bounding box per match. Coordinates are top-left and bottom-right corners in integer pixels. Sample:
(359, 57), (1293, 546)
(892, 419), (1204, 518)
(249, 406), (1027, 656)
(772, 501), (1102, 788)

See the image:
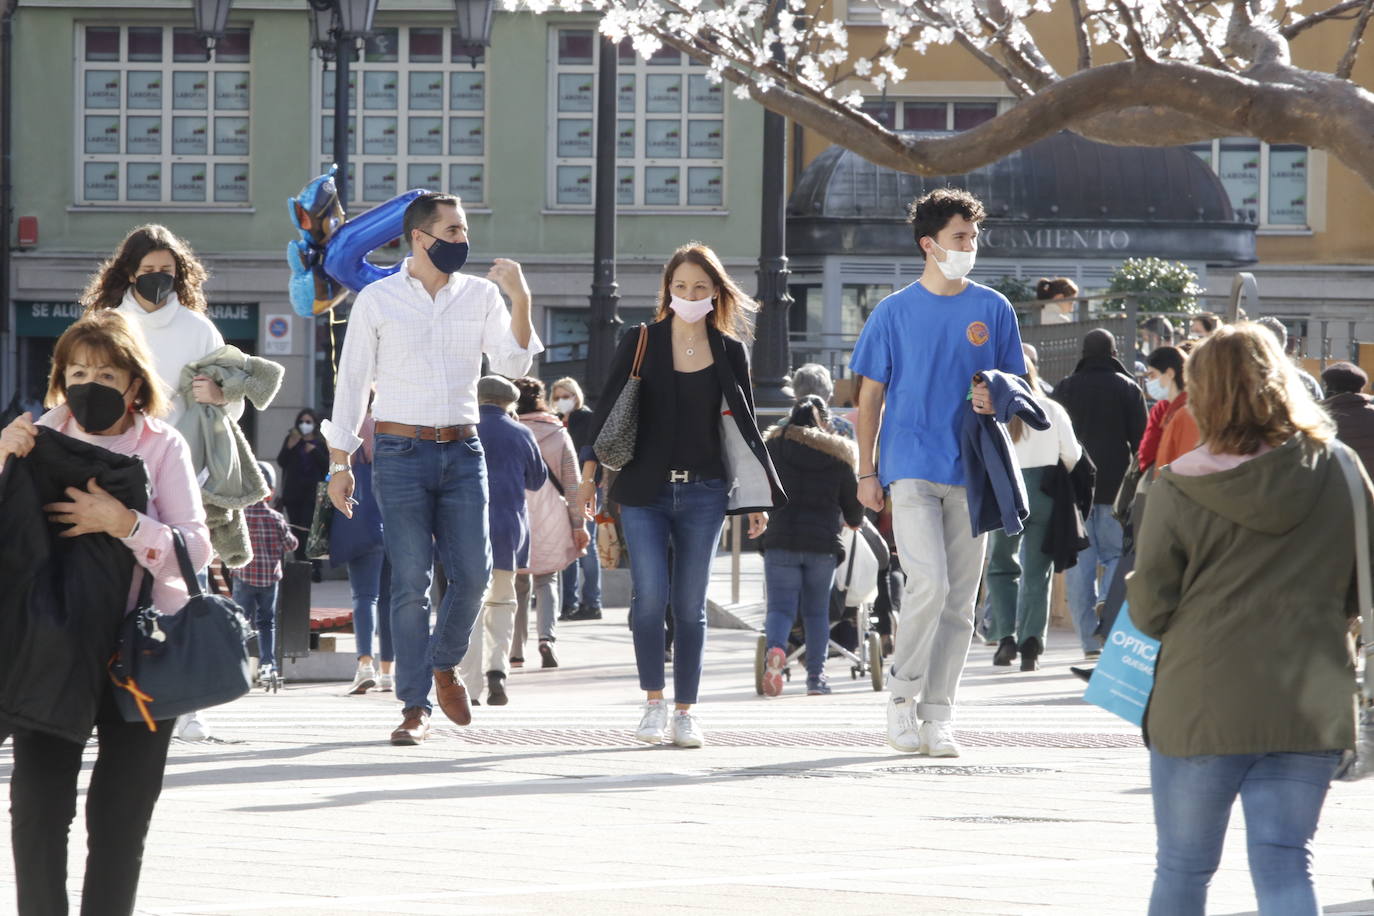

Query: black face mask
(418, 230), (469, 274)
(67, 381), (130, 433)
(134, 271), (176, 306)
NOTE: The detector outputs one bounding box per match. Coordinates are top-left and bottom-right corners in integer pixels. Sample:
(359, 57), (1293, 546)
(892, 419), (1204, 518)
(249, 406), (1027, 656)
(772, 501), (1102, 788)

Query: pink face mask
(669, 294), (714, 324)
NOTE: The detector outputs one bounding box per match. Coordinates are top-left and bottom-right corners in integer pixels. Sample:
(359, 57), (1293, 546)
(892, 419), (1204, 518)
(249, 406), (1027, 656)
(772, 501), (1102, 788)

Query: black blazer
(584, 318), (786, 514)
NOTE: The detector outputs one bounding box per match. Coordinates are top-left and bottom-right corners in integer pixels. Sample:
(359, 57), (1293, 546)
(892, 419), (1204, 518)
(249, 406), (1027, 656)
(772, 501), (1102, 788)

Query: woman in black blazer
(577, 243), (785, 748)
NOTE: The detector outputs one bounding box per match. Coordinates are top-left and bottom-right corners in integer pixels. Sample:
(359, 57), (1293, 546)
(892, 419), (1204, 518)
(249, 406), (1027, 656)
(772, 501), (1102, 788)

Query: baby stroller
(754, 522), (890, 693)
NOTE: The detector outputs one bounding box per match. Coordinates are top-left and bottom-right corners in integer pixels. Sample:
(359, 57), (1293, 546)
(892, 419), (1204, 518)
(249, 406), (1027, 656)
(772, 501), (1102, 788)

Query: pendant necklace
(683, 328), (697, 357)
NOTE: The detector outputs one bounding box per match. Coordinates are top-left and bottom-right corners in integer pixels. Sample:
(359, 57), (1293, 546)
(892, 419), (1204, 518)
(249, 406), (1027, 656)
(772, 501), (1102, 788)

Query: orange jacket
(1153, 391), (1201, 474)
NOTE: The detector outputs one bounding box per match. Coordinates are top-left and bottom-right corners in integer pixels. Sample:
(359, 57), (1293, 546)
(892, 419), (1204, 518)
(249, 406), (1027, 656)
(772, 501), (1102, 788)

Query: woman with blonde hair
(578, 243), (785, 746)
(1129, 322), (1368, 915)
(0, 310), (211, 914)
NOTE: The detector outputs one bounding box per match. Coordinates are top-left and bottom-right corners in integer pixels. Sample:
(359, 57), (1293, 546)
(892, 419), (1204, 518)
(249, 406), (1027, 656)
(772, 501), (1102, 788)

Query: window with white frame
(77, 25), (252, 206)
(1187, 139), (1309, 230)
(549, 28), (726, 210)
(317, 26), (488, 206)
(861, 98), (1001, 132)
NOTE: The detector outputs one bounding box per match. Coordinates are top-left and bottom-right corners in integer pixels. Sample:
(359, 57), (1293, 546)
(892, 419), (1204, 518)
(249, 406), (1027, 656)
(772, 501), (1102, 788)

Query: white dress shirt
(322, 259), (543, 455)
(1012, 395), (1082, 470)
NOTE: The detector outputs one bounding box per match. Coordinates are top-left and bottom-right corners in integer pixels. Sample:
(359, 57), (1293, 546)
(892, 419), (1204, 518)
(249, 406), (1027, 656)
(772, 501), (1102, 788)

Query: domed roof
(786, 131), (1256, 263)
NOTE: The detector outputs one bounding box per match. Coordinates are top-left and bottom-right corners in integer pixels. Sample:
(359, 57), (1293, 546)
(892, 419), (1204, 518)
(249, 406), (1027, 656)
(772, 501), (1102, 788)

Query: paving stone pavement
(2, 609), (1372, 915)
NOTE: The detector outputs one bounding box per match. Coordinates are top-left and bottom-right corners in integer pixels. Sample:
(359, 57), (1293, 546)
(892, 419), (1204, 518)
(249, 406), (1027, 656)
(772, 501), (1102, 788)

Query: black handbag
(109, 529), (254, 731)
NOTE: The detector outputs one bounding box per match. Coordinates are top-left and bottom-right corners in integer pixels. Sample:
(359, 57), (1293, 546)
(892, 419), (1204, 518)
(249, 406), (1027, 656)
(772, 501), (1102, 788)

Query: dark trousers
(8, 690), (174, 916)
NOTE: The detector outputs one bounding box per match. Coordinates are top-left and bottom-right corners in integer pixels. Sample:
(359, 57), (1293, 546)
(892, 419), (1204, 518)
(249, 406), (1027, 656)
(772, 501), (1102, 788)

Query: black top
(564, 406), (595, 455)
(671, 367), (725, 478)
(582, 319), (787, 513)
(1052, 356), (1147, 504)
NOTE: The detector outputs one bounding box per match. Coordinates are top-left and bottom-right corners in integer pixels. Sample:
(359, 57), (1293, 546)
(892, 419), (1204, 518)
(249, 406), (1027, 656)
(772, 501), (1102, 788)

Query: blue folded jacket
(960, 369), (1050, 537)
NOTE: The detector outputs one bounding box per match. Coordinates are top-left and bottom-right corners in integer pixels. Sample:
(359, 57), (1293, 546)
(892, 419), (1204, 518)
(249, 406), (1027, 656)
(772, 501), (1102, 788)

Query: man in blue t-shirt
(850, 188), (1026, 758)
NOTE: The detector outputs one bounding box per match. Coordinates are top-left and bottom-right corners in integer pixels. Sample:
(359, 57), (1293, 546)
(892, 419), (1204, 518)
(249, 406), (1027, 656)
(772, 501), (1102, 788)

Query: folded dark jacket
(960, 370), (1049, 537)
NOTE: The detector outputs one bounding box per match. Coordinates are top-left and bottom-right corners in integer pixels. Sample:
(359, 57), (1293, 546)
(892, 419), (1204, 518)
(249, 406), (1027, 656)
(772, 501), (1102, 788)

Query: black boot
(993, 636), (1018, 666)
(1019, 637), (1042, 672)
(486, 671), (508, 706)
(1070, 666), (1094, 683)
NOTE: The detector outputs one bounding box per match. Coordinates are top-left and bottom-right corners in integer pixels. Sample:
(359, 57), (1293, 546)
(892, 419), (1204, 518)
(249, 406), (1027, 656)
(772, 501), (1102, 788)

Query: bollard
(731, 515), (741, 606)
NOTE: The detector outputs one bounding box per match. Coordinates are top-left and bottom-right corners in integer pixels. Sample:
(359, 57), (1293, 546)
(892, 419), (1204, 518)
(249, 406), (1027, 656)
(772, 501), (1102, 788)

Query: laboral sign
(15, 301), (259, 340)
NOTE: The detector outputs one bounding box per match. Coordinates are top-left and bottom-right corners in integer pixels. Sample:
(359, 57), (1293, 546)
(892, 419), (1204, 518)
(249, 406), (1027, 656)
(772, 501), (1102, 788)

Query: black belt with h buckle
(667, 469), (705, 483)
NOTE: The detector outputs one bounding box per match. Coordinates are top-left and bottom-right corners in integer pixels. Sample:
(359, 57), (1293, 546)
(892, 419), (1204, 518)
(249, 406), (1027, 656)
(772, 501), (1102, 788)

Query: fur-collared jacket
(761, 423), (864, 557)
(175, 345), (285, 567)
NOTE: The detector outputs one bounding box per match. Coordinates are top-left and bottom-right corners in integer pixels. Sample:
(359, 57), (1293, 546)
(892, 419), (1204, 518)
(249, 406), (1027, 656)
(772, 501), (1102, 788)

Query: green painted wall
(12, 7), (762, 263)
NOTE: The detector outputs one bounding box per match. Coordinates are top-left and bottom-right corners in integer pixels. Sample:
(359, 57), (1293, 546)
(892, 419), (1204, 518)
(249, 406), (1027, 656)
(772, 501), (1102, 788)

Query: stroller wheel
(754, 634), (767, 696)
(868, 633), (885, 691)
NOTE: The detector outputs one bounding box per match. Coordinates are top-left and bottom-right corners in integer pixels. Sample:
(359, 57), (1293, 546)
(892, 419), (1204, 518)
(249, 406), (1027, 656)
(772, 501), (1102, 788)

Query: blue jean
(1064, 504), (1123, 652)
(232, 580), (279, 669)
(562, 490), (603, 611)
(347, 547), (392, 662)
(1149, 749), (1342, 916)
(372, 434), (492, 713)
(763, 548), (838, 680)
(619, 479), (728, 705)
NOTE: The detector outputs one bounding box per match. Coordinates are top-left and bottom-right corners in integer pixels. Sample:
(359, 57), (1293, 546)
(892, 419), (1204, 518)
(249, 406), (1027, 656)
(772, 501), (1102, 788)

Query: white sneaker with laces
(920, 720), (960, 758)
(347, 663), (377, 695)
(886, 697), (922, 753)
(175, 711), (210, 742)
(635, 699), (669, 744)
(378, 672), (393, 692)
(671, 710), (705, 748)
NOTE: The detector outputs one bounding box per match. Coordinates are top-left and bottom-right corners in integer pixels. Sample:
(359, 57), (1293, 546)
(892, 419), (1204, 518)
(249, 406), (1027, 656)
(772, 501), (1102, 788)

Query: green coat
(1127, 435), (1366, 757)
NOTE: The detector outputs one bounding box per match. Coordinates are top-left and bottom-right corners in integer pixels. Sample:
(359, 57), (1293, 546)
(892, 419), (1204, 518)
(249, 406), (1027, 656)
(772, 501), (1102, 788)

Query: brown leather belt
(374, 421), (476, 442)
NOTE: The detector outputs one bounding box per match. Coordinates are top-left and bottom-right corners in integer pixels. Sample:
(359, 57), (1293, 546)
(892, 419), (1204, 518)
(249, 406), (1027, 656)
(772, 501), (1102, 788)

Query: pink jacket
(38, 406), (213, 614)
(518, 412), (583, 576)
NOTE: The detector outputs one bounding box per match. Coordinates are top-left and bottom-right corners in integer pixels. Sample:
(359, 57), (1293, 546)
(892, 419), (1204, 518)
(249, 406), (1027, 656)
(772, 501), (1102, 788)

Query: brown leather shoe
(390, 706), (430, 746)
(434, 667), (472, 726)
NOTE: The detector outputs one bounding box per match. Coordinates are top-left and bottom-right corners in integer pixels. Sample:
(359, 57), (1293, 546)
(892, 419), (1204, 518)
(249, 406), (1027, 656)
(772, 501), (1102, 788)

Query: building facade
(1, 1), (764, 452)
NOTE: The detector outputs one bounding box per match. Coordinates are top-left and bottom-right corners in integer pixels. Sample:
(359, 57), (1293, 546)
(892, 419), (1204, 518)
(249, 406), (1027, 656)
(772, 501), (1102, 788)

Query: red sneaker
(762, 647), (786, 697)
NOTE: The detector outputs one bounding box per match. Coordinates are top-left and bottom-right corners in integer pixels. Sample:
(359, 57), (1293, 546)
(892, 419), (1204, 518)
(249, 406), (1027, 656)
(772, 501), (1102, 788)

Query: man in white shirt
(324, 193), (542, 745)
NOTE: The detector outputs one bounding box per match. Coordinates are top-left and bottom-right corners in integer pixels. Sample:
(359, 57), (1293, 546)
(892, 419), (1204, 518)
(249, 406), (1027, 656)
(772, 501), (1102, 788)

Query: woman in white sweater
(80, 224), (233, 428)
(984, 351), (1081, 671)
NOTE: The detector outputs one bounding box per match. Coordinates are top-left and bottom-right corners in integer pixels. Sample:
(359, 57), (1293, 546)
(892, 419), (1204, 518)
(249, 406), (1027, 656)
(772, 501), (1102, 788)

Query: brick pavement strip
(2, 616), (1372, 915)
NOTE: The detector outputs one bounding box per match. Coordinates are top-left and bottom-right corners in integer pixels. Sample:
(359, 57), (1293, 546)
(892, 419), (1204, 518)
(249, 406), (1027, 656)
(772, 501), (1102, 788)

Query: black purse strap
(131, 526), (201, 612)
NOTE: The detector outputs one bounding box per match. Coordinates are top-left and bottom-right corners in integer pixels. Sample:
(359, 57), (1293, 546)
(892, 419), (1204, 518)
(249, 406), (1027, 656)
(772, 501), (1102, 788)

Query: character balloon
(285, 164), (427, 317)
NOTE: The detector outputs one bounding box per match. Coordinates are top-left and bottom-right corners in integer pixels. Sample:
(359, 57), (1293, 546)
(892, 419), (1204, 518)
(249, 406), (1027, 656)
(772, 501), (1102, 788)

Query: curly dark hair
(907, 188), (986, 245)
(80, 224), (210, 314)
(513, 376), (548, 415)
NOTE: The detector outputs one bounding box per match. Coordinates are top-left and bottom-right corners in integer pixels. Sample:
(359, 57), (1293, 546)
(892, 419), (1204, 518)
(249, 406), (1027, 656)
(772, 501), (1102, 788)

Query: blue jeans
(1149, 749), (1342, 916)
(232, 580), (279, 669)
(619, 479), (728, 705)
(347, 547), (392, 662)
(1064, 504), (1123, 652)
(763, 548), (837, 679)
(561, 507), (603, 612)
(372, 434), (491, 713)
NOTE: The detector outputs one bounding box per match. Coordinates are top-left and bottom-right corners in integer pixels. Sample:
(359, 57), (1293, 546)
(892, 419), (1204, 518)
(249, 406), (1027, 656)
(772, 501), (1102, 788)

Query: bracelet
(124, 511), (141, 540)
(859, 473), (878, 480)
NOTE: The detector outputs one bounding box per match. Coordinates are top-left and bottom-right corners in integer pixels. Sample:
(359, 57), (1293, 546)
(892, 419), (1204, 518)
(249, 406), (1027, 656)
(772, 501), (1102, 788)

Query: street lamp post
(750, 1), (794, 408)
(585, 35), (621, 397)
(192, 0), (234, 58)
(451, 0), (494, 67)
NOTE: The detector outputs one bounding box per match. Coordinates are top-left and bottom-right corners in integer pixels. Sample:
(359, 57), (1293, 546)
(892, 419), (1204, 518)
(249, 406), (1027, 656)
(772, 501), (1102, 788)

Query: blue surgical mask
(418, 230), (469, 274)
(1145, 377), (1168, 401)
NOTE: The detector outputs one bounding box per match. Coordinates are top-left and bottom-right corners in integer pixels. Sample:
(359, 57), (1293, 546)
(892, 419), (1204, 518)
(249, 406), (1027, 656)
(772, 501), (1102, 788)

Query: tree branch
(1336, 0), (1374, 78)
(1164, 0), (1230, 69)
(1112, 0), (1152, 60)
(1068, 0), (1093, 71)
(1282, 0), (1366, 39)
(1227, 0), (1292, 66)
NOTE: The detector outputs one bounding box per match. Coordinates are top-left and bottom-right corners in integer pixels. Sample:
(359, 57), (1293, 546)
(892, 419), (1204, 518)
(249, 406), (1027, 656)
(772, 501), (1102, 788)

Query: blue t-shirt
(849, 280), (1026, 487)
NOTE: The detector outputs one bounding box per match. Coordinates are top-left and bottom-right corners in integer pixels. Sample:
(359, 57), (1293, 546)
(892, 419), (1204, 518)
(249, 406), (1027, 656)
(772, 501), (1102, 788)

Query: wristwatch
(329, 462), (352, 476)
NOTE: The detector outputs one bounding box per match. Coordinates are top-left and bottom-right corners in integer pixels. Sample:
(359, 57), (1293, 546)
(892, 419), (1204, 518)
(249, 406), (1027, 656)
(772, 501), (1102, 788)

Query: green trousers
(986, 465), (1055, 645)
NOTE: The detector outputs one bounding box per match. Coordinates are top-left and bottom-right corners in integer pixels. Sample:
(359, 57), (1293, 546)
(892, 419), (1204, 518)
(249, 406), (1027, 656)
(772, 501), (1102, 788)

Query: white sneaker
(346, 663), (377, 695)
(635, 699), (669, 744)
(671, 710), (705, 748)
(175, 711), (210, 742)
(378, 672), (393, 692)
(920, 720), (960, 758)
(886, 697), (922, 753)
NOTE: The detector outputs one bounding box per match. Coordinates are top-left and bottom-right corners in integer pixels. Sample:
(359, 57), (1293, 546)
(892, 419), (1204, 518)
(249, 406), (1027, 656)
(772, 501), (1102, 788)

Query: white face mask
(554, 397), (576, 415)
(1145, 377), (1169, 401)
(298, 421), (315, 436)
(669, 294), (714, 324)
(928, 239), (977, 281)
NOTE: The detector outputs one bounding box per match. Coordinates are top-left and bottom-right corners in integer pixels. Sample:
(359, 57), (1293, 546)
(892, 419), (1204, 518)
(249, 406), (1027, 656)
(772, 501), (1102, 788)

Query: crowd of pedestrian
(0, 185), (1368, 916)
